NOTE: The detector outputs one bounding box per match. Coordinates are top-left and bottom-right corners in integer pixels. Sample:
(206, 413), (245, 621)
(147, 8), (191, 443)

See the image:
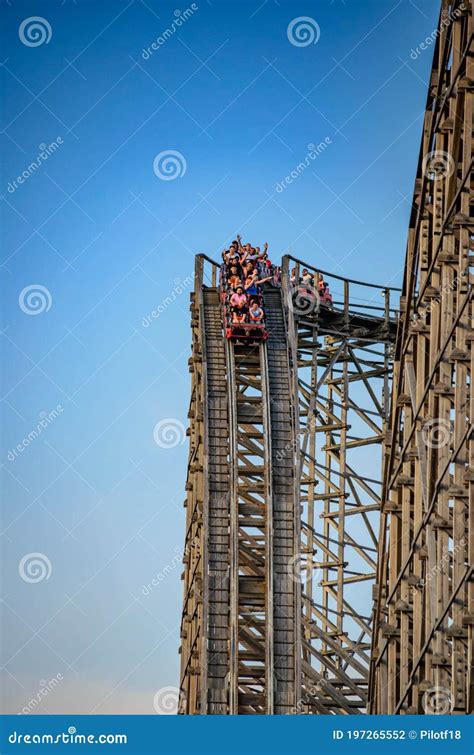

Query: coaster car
(225, 322), (268, 341)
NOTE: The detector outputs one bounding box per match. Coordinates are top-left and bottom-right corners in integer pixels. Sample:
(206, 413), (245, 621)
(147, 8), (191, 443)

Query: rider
(301, 268), (314, 286)
(244, 270), (273, 298)
(227, 265), (242, 289)
(230, 286), (248, 310)
(249, 300), (264, 323)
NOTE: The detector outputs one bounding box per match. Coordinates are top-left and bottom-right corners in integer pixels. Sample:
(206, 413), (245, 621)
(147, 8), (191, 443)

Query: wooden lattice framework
(369, 0), (474, 714)
(179, 256), (399, 714)
(281, 257), (398, 713)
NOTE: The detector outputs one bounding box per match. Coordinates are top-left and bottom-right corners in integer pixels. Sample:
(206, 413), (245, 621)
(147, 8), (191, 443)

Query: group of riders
(292, 267), (333, 307)
(221, 236), (275, 326)
(220, 236), (333, 332)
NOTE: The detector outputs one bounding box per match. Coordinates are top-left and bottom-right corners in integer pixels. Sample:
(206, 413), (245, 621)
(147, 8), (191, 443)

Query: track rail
(201, 286), (231, 713)
(263, 285), (301, 713)
(226, 283), (301, 713)
(180, 257), (302, 713)
(227, 340), (272, 713)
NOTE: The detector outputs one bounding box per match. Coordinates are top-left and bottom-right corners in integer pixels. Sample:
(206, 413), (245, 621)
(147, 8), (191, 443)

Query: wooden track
(201, 286), (230, 713)
(369, 0), (474, 715)
(179, 266), (231, 714)
(180, 258), (302, 713)
(264, 286), (301, 713)
(227, 338), (271, 713)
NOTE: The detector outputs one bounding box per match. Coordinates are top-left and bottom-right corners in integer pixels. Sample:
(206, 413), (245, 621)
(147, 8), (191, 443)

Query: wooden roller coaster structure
(369, 0), (474, 715)
(178, 0), (473, 715)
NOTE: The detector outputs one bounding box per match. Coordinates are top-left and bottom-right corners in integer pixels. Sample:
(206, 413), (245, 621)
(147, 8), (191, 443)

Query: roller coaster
(178, 0), (473, 715)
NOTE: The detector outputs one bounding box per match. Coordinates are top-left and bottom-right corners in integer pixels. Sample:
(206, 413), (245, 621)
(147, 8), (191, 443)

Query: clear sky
(1, 0), (438, 714)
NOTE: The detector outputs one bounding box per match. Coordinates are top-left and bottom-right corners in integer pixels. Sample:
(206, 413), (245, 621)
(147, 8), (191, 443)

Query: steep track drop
(179, 255), (398, 714)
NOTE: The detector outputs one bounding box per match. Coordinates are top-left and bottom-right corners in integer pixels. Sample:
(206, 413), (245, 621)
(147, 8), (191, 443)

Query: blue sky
(1, 0), (438, 714)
